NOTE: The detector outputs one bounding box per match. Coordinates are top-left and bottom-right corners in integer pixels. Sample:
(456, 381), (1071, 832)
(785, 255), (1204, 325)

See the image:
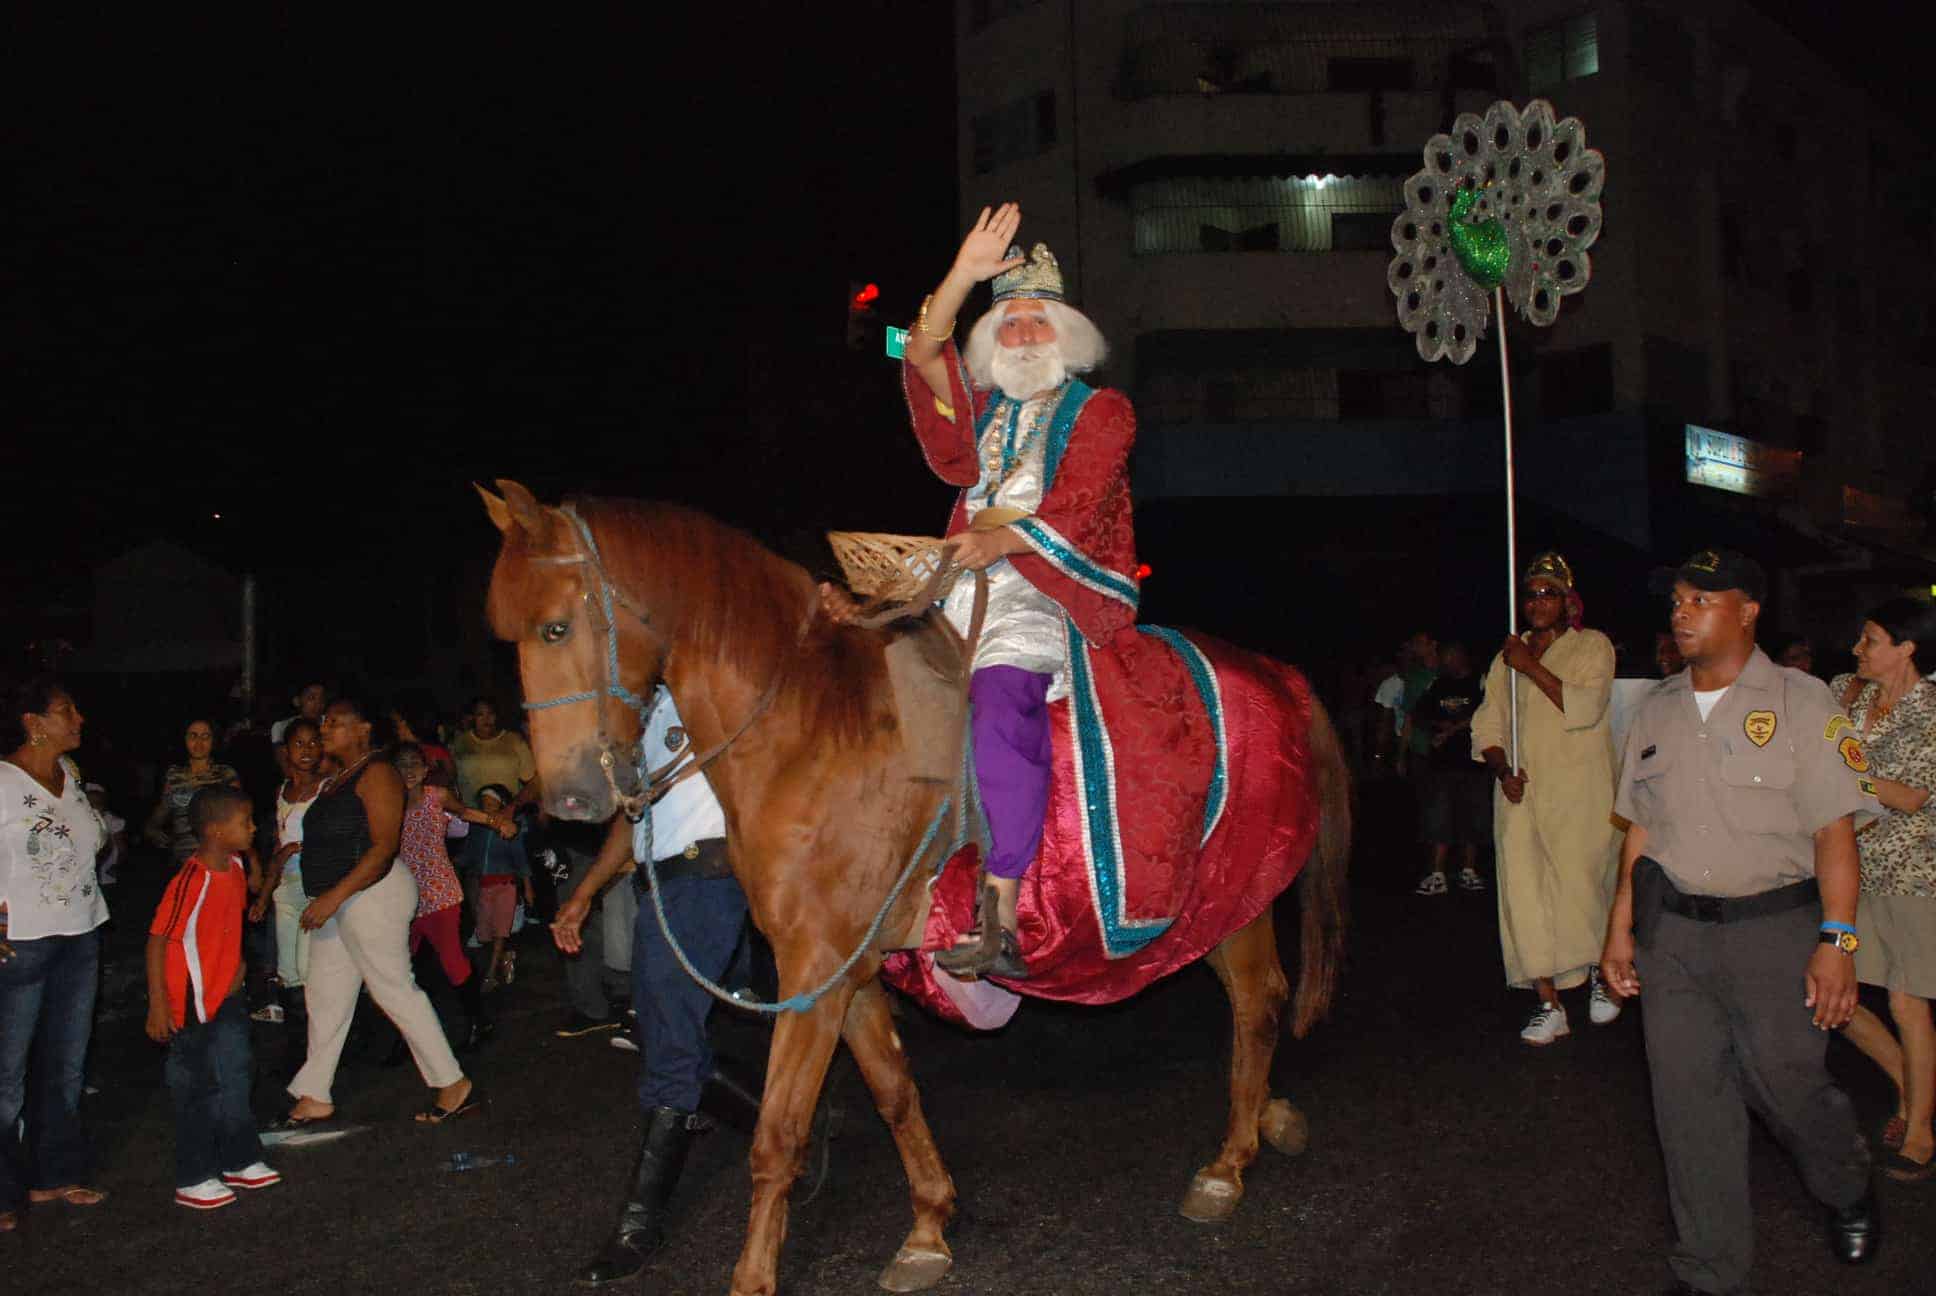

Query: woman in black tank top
(276, 698), (478, 1130)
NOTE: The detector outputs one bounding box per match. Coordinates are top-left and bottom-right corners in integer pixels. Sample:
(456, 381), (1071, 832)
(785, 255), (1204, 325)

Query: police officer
(1600, 549), (1880, 1294)
(551, 685), (751, 1288)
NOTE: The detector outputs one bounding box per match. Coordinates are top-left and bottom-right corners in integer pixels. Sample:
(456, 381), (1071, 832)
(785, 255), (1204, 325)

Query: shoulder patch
(1825, 714), (1853, 742)
(1838, 735), (1870, 773)
(1743, 710), (1776, 747)
(1857, 777), (1879, 797)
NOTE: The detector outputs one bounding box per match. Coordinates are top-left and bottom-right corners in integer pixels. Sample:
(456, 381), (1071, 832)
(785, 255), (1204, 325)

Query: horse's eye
(540, 620), (571, 645)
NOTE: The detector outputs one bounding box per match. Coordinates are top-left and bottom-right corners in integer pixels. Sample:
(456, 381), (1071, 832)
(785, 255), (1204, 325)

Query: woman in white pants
(269, 698), (479, 1129)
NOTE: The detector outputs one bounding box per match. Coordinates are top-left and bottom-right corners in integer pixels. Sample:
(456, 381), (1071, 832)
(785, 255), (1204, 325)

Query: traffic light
(846, 280), (879, 350)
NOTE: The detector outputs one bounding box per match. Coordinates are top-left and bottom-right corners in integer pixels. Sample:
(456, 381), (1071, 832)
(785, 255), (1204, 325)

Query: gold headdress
(1524, 550), (1574, 589)
(991, 242), (1065, 304)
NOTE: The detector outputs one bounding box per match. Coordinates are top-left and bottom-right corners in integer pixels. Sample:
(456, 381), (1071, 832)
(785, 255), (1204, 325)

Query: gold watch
(1819, 929), (1860, 955)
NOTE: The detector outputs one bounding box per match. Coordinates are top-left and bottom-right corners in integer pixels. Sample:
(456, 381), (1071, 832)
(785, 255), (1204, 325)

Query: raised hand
(951, 203), (1026, 285)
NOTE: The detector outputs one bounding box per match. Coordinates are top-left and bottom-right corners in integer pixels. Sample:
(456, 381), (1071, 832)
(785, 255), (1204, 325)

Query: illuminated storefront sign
(1684, 425), (1800, 498)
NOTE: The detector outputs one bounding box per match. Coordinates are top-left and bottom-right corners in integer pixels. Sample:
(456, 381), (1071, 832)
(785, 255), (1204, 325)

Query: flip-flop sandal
(1884, 1150), (1935, 1183)
(27, 1186), (106, 1206)
(416, 1088), (484, 1125)
(264, 1110), (336, 1133)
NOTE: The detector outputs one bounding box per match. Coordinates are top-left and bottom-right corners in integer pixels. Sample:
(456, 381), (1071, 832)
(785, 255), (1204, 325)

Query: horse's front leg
(842, 976), (956, 1292)
(728, 981), (851, 1296)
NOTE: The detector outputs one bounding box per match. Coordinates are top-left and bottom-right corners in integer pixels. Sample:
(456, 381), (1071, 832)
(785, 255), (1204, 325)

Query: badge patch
(1858, 777), (1879, 797)
(1825, 714), (1853, 742)
(1838, 735), (1870, 773)
(1743, 710), (1777, 747)
(664, 726), (687, 751)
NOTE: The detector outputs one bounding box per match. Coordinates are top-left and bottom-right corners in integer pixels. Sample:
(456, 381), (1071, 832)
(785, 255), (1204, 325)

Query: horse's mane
(569, 497), (882, 745)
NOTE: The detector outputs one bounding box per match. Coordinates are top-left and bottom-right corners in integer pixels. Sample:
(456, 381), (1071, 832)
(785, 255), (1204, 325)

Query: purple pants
(969, 666), (1054, 880)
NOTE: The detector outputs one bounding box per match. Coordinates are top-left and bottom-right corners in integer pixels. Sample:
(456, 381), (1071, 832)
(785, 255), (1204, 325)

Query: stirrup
(932, 885), (1029, 980)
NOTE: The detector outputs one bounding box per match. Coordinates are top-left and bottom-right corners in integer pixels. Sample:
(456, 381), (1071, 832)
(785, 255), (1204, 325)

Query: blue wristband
(1820, 921), (1857, 935)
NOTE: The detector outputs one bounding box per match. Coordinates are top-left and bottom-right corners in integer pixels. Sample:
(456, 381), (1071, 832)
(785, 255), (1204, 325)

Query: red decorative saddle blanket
(882, 628), (1321, 1027)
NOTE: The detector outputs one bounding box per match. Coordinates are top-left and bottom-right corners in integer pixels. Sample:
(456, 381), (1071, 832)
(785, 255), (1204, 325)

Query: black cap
(1648, 548), (1767, 602)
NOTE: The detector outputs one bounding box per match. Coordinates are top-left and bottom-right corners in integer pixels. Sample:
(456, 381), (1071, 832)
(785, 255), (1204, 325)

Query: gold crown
(1525, 551), (1574, 589)
(992, 242), (1065, 303)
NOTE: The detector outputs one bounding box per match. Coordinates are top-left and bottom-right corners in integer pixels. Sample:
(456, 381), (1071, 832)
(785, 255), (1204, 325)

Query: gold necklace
(324, 750), (376, 792)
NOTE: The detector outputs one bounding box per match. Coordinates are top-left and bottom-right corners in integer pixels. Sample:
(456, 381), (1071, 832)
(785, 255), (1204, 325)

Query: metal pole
(1495, 287), (1519, 771)
(241, 574), (257, 717)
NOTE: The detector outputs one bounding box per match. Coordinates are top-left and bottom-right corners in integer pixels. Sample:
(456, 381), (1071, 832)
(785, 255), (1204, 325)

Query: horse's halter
(519, 505), (806, 823)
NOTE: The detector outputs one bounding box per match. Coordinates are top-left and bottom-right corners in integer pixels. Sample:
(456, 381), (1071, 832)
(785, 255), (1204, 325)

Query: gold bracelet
(915, 294), (953, 341)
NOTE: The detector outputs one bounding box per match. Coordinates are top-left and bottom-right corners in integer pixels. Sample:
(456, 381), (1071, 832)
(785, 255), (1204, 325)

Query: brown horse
(479, 481), (1351, 1296)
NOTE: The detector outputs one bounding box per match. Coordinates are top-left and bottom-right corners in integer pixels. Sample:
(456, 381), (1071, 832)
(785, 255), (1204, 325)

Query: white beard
(990, 344), (1067, 402)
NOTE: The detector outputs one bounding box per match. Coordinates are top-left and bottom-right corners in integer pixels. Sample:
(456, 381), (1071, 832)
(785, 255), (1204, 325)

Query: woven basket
(827, 531), (957, 604)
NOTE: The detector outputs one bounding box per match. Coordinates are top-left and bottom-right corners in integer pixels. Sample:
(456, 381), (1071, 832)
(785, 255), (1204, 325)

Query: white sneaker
(250, 1004), (285, 1024)
(1588, 971), (1622, 1025)
(1456, 867), (1486, 892)
(175, 1179), (237, 1210)
(609, 1033), (639, 1054)
(1413, 872), (1449, 896)
(1520, 1001), (1570, 1046)
(221, 1162), (281, 1190)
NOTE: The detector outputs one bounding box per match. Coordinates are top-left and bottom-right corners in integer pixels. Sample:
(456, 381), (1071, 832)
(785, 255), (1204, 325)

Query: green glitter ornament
(1448, 187), (1510, 290)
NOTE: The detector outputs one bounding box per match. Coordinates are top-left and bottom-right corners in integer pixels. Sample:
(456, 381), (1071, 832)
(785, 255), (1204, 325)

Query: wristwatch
(1819, 929), (1860, 955)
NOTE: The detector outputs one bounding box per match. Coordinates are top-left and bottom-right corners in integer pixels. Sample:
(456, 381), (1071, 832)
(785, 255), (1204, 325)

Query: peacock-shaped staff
(1387, 98), (1606, 763)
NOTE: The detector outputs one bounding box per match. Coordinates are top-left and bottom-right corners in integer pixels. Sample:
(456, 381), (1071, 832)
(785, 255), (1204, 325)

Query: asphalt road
(10, 783), (1933, 1295)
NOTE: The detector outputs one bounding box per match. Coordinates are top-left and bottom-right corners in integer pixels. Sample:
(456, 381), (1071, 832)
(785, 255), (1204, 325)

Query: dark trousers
(631, 873), (747, 1113)
(1636, 907), (1870, 1293)
(0, 929), (99, 1210)
(165, 994), (262, 1188)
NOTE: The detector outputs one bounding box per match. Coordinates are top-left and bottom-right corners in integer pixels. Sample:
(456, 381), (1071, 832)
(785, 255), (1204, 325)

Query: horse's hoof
(1178, 1172), (1242, 1224)
(878, 1246), (952, 1292)
(1259, 1099), (1309, 1157)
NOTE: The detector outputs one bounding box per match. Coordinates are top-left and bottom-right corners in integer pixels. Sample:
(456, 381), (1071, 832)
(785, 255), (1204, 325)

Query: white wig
(961, 300), (1109, 390)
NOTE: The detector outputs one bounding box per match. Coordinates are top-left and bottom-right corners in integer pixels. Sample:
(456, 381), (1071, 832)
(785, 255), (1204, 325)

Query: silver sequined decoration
(1389, 99), (1606, 364)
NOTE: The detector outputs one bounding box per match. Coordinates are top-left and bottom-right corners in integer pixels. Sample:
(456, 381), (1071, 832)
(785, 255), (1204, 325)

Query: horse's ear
(474, 482), (514, 534)
(492, 479), (552, 537)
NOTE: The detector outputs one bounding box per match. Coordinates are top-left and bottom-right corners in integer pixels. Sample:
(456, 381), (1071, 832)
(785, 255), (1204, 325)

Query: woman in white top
(262, 719), (325, 1006)
(0, 676), (109, 1230)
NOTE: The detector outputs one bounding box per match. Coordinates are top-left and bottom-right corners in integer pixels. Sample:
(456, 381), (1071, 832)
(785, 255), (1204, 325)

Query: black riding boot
(577, 1107), (697, 1287)
(459, 973), (493, 1051)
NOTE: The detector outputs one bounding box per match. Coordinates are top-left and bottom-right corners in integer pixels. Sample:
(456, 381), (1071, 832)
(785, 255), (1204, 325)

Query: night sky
(9, 3), (1931, 712)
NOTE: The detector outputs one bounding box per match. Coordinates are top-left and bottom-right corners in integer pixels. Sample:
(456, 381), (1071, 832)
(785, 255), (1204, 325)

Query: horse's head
(478, 479), (662, 822)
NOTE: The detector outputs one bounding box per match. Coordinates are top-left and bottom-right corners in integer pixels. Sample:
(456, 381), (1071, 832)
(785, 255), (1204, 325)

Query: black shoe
(461, 1019), (496, 1052)
(556, 1013), (621, 1039)
(576, 1107), (697, 1287)
(1827, 1189), (1880, 1265)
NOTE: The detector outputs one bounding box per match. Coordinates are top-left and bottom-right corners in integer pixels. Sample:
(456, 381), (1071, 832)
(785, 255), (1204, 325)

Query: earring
(30, 732), (46, 747)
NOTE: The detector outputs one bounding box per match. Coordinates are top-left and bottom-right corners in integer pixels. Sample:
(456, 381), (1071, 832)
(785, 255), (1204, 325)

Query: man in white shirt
(549, 687), (747, 1288)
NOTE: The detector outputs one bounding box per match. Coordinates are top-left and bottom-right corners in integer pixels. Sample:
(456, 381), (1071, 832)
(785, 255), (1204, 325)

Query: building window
(1326, 57), (1414, 92)
(1131, 173), (1405, 255)
(1525, 13), (1598, 90)
(971, 91), (1057, 175)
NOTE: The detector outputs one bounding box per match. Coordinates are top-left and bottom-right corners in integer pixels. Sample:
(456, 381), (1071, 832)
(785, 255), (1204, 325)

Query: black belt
(1658, 870), (1820, 924)
(636, 837), (731, 888)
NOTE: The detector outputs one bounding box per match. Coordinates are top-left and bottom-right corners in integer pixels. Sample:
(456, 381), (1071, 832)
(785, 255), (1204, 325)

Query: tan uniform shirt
(1613, 648), (1878, 897)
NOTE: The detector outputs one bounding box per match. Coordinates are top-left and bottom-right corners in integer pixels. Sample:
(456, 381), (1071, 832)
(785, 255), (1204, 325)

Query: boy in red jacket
(147, 786), (281, 1210)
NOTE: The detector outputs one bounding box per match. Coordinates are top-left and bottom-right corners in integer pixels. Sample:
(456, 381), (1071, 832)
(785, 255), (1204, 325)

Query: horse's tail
(1291, 690), (1352, 1039)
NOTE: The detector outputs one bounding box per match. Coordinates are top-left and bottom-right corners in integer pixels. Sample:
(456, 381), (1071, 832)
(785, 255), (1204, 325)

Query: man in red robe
(825, 203), (1157, 977)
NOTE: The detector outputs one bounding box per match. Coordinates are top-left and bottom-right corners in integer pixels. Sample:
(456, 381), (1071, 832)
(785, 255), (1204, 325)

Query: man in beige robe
(1470, 552), (1621, 1045)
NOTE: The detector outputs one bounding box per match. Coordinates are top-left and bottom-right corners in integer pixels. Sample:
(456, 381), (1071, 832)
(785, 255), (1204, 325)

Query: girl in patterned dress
(394, 744), (510, 1050)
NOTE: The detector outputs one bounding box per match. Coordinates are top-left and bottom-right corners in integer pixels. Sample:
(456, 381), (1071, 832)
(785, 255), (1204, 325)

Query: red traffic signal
(1134, 563), (1152, 580)
(851, 282), (880, 310)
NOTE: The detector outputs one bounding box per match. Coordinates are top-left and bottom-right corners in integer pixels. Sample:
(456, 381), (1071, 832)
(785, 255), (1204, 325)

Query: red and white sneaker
(221, 1162), (282, 1190)
(176, 1179), (237, 1210)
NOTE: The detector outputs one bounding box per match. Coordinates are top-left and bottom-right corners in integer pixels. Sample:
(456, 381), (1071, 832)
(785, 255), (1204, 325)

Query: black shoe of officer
(577, 1107), (697, 1287)
(1826, 1189), (1880, 1265)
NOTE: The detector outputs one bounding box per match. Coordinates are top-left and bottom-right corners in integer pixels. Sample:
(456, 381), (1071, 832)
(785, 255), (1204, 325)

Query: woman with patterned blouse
(0, 677), (110, 1229)
(144, 718), (244, 865)
(394, 743), (508, 1050)
(1833, 599), (1936, 1182)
